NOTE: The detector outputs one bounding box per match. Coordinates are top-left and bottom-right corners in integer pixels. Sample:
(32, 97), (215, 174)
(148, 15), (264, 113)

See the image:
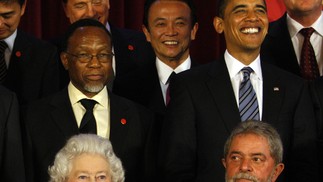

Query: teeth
(241, 28), (259, 34)
(164, 41), (178, 45)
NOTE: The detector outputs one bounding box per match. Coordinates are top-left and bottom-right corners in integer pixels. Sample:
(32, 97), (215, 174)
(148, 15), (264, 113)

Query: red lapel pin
(128, 45), (134, 51)
(121, 118), (127, 125)
(15, 51), (21, 57)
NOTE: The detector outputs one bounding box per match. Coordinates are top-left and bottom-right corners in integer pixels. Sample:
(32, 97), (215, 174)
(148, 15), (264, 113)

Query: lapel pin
(121, 118), (127, 125)
(273, 87), (279, 91)
(128, 45), (134, 51)
(15, 51), (21, 57)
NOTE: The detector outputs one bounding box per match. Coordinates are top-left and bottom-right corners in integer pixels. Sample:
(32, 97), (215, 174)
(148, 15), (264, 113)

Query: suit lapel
(206, 59), (241, 132)
(50, 89), (79, 137)
(261, 63), (284, 122)
(109, 91), (129, 156)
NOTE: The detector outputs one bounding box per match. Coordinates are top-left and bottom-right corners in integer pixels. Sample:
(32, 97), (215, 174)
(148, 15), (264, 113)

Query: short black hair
(0, 0), (25, 6)
(143, 0), (198, 29)
(217, 0), (267, 18)
(61, 18), (111, 52)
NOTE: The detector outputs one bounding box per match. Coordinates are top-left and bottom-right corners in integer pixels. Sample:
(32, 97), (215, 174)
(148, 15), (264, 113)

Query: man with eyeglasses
(59, 0), (155, 91)
(23, 18), (154, 182)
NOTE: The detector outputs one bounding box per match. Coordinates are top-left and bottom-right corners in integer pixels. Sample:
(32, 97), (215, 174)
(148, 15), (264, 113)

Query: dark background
(19, 0), (286, 64)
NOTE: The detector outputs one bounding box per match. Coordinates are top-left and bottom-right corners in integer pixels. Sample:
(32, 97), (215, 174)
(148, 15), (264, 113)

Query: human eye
(96, 174), (108, 181)
(77, 174), (89, 181)
(1, 12), (14, 19)
(230, 155), (241, 161)
(252, 156), (265, 163)
(92, 0), (102, 6)
(175, 20), (187, 27)
(76, 53), (91, 62)
(155, 21), (166, 27)
(74, 2), (87, 9)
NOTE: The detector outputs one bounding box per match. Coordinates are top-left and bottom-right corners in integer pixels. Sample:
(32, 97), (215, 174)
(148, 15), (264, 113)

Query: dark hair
(62, 0), (67, 3)
(143, 0), (198, 29)
(0, 0), (25, 6)
(223, 120), (283, 164)
(61, 18), (112, 52)
(217, 0), (267, 18)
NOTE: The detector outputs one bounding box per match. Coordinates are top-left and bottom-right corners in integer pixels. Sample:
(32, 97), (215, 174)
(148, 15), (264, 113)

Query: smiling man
(159, 0), (318, 181)
(23, 18), (154, 182)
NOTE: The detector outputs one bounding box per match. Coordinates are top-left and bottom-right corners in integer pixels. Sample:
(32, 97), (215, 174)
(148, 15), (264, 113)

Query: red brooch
(121, 118), (127, 125)
(15, 51), (21, 57)
(128, 45), (134, 51)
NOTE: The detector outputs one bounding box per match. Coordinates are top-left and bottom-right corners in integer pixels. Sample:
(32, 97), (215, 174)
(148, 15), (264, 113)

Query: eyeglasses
(65, 52), (114, 63)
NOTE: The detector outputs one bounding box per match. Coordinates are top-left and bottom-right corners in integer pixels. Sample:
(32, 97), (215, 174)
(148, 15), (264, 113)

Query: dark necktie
(299, 27), (319, 80)
(166, 72), (176, 106)
(0, 41), (8, 83)
(239, 67), (260, 121)
(79, 99), (97, 134)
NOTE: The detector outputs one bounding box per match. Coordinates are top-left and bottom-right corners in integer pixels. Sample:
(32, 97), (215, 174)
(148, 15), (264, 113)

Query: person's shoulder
(16, 30), (57, 50)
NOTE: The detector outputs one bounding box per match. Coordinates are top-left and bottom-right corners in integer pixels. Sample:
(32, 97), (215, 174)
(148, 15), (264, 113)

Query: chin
(84, 84), (104, 93)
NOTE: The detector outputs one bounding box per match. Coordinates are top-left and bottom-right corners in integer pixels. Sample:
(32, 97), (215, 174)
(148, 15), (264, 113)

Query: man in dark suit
(0, 0), (59, 105)
(159, 0), (318, 181)
(0, 85), (25, 182)
(261, 0), (322, 79)
(60, 0), (155, 90)
(23, 19), (153, 182)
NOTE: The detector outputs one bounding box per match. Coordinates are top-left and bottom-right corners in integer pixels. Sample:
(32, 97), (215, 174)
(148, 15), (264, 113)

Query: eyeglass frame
(64, 52), (114, 63)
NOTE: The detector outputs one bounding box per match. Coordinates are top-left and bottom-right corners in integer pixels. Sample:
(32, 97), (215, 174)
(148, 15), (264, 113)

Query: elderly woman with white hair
(48, 134), (125, 182)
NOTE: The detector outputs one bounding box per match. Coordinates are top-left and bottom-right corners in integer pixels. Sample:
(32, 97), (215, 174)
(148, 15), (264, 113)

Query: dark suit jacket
(0, 85), (25, 182)
(57, 25), (155, 91)
(309, 77), (323, 175)
(261, 13), (302, 77)
(2, 30), (60, 105)
(23, 88), (153, 182)
(159, 57), (318, 182)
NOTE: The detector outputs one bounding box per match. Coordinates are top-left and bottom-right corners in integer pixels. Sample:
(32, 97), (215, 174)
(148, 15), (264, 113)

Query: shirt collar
(224, 50), (262, 80)
(2, 30), (17, 52)
(156, 56), (191, 85)
(68, 82), (109, 108)
(287, 11), (323, 37)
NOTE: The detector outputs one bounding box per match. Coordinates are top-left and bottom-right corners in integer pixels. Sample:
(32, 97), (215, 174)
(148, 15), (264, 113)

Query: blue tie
(239, 67), (260, 121)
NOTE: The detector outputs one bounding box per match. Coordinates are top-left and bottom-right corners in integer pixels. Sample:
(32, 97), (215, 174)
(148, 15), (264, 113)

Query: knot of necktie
(241, 67), (254, 80)
(300, 27), (315, 39)
(80, 99), (97, 111)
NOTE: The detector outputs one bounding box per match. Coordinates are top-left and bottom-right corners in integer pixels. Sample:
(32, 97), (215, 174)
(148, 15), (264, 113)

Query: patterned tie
(79, 99), (97, 134)
(239, 67), (260, 121)
(299, 27), (319, 80)
(0, 41), (8, 83)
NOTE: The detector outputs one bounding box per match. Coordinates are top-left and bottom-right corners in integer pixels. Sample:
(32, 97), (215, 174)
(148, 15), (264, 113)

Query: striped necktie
(239, 67), (260, 121)
(0, 41), (8, 83)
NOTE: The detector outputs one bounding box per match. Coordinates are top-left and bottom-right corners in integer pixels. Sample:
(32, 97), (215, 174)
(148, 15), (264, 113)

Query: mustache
(231, 172), (259, 182)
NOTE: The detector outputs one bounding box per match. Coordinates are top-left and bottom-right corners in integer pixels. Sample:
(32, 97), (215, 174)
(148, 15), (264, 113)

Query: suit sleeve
(158, 74), (197, 182)
(1, 92), (26, 182)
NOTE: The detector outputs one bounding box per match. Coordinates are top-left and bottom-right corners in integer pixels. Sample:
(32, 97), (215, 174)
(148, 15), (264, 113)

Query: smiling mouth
(241, 27), (260, 34)
(163, 41), (179, 45)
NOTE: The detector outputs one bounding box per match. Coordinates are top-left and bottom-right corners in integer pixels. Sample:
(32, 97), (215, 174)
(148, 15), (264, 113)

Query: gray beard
(84, 84), (104, 93)
(225, 171), (274, 182)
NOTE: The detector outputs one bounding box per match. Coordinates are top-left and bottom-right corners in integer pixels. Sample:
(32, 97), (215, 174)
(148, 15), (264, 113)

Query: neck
(287, 9), (322, 27)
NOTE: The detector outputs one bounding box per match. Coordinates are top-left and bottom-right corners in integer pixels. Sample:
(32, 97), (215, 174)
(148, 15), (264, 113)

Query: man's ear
(142, 25), (151, 42)
(60, 52), (69, 70)
(213, 16), (224, 34)
(222, 158), (227, 168)
(271, 163), (284, 182)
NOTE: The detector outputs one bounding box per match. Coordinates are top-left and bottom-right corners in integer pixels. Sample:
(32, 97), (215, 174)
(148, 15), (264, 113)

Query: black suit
(159, 57), (318, 182)
(3, 30), (60, 105)
(0, 85), (25, 182)
(23, 88), (153, 182)
(261, 13), (302, 77)
(57, 25), (155, 90)
(309, 77), (323, 175)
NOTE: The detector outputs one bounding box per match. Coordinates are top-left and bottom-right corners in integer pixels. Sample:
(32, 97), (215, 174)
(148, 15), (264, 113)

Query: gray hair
(223, 120), (283, 164)
(49, 134), (125, 182)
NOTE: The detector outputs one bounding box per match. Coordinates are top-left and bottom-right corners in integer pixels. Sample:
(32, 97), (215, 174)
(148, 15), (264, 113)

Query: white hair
(48, 134), (125, 182)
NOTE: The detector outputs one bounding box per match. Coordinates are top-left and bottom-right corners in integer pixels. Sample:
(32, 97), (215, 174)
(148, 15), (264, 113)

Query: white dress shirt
(68, 83), (111, 138)
(224, 50), (263, 119)
(287, 11), (323, 75)
(156, 56), (191, 105)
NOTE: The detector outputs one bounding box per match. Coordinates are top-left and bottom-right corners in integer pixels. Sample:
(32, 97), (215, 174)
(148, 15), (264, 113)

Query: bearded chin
(84, 83), (104, 93)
